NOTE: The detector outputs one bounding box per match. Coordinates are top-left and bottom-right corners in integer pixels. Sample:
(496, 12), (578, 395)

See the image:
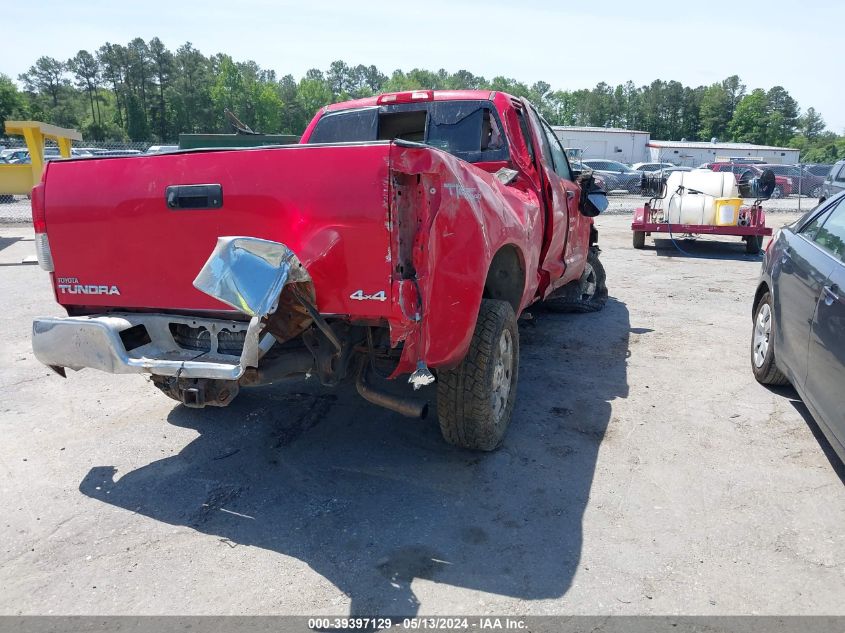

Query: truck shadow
(79, 298), (630, 616)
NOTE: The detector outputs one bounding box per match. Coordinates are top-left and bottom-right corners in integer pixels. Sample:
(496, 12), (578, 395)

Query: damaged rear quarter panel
(387, 143), (542, 374)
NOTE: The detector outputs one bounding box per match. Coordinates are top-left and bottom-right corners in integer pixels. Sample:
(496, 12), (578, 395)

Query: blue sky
(3, 0), (843, 132)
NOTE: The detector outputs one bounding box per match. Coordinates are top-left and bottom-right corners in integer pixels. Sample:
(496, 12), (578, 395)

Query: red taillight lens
(31, 183), (46, 233)
(765, 230), (779, 253)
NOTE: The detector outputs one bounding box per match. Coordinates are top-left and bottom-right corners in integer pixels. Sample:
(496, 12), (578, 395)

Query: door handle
(165, 184), (223, 210)
(823, 284), (840, 306)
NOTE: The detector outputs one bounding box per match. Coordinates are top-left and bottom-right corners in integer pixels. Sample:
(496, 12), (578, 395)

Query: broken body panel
(32, 90), (600, 414)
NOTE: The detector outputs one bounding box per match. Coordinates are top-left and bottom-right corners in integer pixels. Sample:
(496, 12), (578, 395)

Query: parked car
(572, 161), (617, 192)
(805, 164), (834, 178)
(705, 162), (793, 198)
(146, 145), (179, 154)
(631, 162), (675, 172)
(638, 166), (693, 195)
(820, 160), (845, 203)
(2, 149), (29, 163)
(29, 89), (609, 452)
(724, 158), (767, 165)
(92, 149), (143, 157)
(751, 191), (845, 463)
(582, 159), (641, 193)
(759, 164), (824, 198)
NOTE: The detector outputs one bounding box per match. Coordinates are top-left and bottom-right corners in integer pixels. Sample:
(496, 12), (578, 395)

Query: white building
(552, 126), (650, 165)
(646, 140), (799, 167)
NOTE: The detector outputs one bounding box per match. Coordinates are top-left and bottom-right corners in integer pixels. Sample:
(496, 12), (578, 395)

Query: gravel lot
(1, 211), (843, 616)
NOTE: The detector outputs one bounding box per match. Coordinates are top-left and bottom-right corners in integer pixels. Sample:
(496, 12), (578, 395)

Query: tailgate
(44, 144), (394, 317)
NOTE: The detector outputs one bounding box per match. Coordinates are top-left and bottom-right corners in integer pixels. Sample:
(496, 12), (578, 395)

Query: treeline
(1, 36), (843, 163)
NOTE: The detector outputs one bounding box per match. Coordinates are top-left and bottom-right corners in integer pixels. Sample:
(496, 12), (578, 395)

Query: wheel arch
(752, 280), (770, 319)
(483, 244), (527, 315)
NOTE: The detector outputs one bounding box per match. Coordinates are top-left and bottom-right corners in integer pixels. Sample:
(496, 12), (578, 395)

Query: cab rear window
(308, 100), (509, 164)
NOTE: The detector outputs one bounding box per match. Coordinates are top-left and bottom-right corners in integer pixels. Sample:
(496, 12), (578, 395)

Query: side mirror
(576, 171), (608, 217)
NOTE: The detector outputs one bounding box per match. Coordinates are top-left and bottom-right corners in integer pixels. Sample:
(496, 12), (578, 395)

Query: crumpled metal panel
(193, 236), (311, 318)
(385, 138), (545, 376)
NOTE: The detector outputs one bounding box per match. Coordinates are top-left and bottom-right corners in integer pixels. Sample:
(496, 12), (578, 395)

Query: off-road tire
(751, 291), (789, 386)
(544, 248), (608, 313)
(745, 235), (763, 254)
(633, 231), (646, 249)
(437, 299), (518, 451)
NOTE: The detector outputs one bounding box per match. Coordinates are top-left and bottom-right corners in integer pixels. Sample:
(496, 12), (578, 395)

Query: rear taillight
(765, 230), (779, 253)
(31, 183), (46, 233)
(30, 183), (54, 271)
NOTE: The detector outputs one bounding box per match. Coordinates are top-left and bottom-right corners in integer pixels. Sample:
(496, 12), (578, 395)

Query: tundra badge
(56, 277), (121, 295)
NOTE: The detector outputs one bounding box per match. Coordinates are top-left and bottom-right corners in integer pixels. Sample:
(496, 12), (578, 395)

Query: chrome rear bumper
(32, 312), (272, 380)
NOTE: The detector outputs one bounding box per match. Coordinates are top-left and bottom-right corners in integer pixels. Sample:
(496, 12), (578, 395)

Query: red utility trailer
(631, 201), (772, 254)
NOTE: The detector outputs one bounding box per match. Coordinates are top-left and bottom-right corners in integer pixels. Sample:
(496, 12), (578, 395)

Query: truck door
(520, 103), (579, 287)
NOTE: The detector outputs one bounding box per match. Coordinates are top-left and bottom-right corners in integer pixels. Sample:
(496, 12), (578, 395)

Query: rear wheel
(633, 231), (646, 249)
(544, 248), (607, 313)
(810, 185), (822, 198)
(751, 291), (789, 386)
(771, 185), (784, 199)
(437, 299), (519, 451)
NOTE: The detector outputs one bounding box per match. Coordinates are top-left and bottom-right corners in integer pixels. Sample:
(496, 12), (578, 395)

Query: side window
(481, 109), (505, 152)
(835, 164), (845, 183)
(801, 199), (840, 241)
(814, 201), (845, 262)
(540, 120), (573, 181)
(515, 109), (535, 164)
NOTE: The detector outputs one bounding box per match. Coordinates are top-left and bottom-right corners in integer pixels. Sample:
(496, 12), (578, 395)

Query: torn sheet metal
(193, 236), (311, 318)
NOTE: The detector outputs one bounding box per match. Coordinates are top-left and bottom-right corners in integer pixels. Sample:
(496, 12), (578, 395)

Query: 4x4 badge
(350, 290), (387, 302)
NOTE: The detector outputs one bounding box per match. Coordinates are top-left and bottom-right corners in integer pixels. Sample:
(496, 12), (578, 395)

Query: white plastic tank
(664, 169), (739, 198)
(666, 193), (716, 225)
(659, 169), (738, 225)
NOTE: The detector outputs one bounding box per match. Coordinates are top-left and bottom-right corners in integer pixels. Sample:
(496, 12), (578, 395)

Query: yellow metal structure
(1, 121), (82, 195)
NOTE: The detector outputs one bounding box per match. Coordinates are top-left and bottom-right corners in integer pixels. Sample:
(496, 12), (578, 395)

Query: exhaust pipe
(355, 362), (429, 419)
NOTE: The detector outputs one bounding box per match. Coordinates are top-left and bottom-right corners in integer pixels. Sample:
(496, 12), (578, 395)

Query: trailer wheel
(751, 291), (789, 386)
(632, 231), (646, 249)
(745, 235), (763, 254)
(543, 248), (607, 313)
(436, 299), (518, 451)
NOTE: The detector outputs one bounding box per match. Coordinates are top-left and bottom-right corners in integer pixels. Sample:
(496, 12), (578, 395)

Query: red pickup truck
(30, 89), (608, 451)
